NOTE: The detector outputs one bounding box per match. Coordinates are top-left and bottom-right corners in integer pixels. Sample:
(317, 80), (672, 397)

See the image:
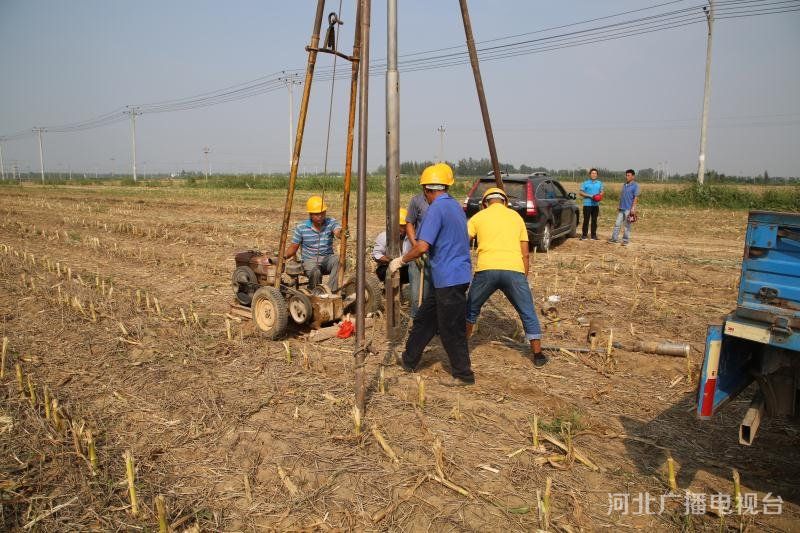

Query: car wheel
(568, 212), (578, 238)
(538, 223), (552, 252)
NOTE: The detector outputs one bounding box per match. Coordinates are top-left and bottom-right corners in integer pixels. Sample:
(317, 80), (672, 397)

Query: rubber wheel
(251, 286), (288, 339)
(568, 212), (578, 238)
(288, 292), (313, 325)
(342, 273), (384, 314)
(232, 266), (257, 306)
(537, 223), (552, 252)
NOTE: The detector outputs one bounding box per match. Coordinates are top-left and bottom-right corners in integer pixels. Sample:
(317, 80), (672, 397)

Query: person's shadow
(620, 385), (800, 504)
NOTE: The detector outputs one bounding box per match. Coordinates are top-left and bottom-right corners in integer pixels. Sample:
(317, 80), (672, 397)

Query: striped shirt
(292, 218), (341, 261)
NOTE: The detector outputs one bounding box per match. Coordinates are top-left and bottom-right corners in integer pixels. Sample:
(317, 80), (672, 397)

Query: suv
(463, 173), (579, 251)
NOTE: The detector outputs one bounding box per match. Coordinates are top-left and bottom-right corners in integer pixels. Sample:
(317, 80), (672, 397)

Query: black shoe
(590, 236), (598, 240)
(532, 352), (549, 367)
(439, 375), (474, 387)
(579, 236), (587, 241)
(395, 352), (414, 373)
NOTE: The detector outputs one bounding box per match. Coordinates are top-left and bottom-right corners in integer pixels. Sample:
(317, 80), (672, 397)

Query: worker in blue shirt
(387, 163), (474, 386)
(609, 169), (641, 246)
(578, 168), (604, 240)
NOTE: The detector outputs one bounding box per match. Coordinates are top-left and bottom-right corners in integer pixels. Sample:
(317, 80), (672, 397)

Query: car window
(473, 181), (526, 202)
(551, 181), (568, 199)
(536, 181), (556, 200)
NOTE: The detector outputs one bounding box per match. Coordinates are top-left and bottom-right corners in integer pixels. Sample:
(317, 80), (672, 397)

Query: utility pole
(696, 0), (714, 185)
(203, 146), (211, 181)
(0, 138), (5, 181)
(126, 106), (140, 181)
(437, 123), (446, 162)
(33, 128), (45, 184)
(279, 73), (302, 172)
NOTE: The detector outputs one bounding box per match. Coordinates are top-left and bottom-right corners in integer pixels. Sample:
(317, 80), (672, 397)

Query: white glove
(387, 257), (406, 276)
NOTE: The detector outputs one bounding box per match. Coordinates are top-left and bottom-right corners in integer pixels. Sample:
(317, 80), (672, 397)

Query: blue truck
(697, 210), (800, 444)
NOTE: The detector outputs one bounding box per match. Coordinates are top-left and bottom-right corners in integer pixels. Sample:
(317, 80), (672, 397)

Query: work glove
(387, 257), (406, 276)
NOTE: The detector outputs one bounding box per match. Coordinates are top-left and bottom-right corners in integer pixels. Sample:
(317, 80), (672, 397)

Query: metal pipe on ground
(274, 1), (327, 288)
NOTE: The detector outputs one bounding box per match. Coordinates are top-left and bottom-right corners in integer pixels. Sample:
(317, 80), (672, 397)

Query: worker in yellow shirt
(466, 187), (547, 366)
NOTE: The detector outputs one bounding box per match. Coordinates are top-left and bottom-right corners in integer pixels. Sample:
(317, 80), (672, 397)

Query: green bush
(642, 184), (800, 211)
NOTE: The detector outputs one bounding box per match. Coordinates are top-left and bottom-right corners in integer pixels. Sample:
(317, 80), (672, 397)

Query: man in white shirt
(373, 208), (411, 284)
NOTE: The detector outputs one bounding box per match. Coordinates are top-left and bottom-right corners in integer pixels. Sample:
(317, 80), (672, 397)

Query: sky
(0, 0), (798, 178)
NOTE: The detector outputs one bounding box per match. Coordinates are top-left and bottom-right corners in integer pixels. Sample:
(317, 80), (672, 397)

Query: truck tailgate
(735, 210), (800, 351)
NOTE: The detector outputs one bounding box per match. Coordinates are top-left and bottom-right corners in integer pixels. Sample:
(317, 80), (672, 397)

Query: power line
(1, 0), (797, 139)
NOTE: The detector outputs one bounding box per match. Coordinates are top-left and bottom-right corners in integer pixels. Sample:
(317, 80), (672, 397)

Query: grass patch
(539, 407), (587, 433)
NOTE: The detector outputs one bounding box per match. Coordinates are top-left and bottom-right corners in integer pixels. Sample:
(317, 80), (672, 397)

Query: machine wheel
(342, 273), (384, 314)
(537, 222), (552, 252)
(288, 292), (313, 325)
(251, 286), (288, 339)
(232, 266), (258, 306)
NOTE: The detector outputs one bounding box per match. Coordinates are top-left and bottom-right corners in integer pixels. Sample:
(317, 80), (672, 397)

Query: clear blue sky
(1, 1), (798, 177)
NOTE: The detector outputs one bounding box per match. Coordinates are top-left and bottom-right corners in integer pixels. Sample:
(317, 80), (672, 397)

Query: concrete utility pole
(279, 73), (302, 172)
(0, 139), (5, 181)
(203, 146), (210, 181)
(385, 0), (401, 345)
(33, 128), (45, 184)
(696, 0), (714, 185)
(437, 123), (446, 162)
(127, 106), (140, 181)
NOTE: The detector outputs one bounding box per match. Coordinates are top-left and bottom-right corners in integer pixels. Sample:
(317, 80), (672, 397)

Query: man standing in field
(578, 168), (604, 240)
(465, 187), (547, 367)
(405, 187), (432, 318)
(388, 163), (475, 386)
(609, 169), (640, 246)
(373, 208), (411, 285)
(283, 195), (343, 291)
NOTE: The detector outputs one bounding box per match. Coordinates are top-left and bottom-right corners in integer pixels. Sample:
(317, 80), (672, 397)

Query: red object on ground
(336, 320), (355, 339)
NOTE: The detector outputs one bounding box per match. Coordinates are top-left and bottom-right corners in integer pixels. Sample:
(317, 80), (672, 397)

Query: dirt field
(1, 184), (798, 532)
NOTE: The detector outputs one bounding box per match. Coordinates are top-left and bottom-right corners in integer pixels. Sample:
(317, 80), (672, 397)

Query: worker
(388, 163), (474, 386)
(283, 195), (343, 291)
(373, 208), (411, 285)
(405, 187), (432, 318)
(465, 187), (547, 367)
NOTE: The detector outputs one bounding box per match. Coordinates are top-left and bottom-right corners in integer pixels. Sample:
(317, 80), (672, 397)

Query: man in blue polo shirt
(609, 169), (641, 246)
(284, 195), (342, 291)
(578, 168), (604, 240)
(387, 163), (474, 386)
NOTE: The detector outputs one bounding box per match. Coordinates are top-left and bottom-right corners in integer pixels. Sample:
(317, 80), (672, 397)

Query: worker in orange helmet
(283, 195), (343, 291)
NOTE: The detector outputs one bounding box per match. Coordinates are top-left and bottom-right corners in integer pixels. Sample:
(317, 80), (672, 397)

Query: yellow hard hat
(306, 195), (327, 214)
(399, 207), (408, 225)
(481, 187), (508, 205)
(419, 163), (455, 188)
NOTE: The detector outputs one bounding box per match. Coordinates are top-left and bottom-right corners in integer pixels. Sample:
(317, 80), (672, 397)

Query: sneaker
(532, 353), (549, 367)
(580, 236), (587, 241)
(621, 241), (629, 246)
(439, 375), (474, 387)
(590, 236), (599, 240)
(607, 239), (618, 244)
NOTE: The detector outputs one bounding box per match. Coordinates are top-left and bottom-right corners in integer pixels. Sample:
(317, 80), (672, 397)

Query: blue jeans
(407, 260), (431, 318)
(466, 270), (542, 341)
(611, 209), (632, 243)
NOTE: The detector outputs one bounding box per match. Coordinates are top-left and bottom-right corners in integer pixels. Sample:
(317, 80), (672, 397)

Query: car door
(550, 181), (573, 232)
(542, 181), (563, 230)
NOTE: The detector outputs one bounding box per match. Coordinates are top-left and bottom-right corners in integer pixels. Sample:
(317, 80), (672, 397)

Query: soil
(1, 184), (798, 532)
